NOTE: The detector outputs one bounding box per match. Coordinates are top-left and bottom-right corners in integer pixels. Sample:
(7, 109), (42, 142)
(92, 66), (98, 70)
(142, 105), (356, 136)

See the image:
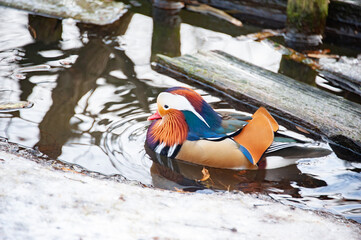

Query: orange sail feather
(233, 107), (279, 164)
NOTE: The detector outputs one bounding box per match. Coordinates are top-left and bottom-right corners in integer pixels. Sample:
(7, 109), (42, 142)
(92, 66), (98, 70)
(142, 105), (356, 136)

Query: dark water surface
(0, 4), (360, 223)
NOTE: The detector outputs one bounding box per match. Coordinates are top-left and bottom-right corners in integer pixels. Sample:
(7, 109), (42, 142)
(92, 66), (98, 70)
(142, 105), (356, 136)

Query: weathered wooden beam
(0, 0), (127, 25)
(326, 0), (361, 43)
(198, 0), (287, 28)
(154, 50), (361, 160)
(197, 0), (361, 43)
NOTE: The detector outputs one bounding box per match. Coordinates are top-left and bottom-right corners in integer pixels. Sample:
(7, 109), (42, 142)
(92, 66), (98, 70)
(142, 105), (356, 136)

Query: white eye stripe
(191, 109), (210, 128)
(157, 92), (210, 128)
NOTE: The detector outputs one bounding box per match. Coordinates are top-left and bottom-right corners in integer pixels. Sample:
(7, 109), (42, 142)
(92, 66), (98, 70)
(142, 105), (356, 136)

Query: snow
(0, 151), (360, 240)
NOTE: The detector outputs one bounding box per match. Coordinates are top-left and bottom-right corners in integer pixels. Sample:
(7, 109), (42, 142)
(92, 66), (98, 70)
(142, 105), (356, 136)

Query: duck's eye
(164, 105), (169, 109)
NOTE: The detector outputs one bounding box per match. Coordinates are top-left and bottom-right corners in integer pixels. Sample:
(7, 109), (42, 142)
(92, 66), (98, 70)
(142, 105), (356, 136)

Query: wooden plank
(0, 0), (126, 25)
(155, 50), (361, 159)
(197, 0), (361, 42)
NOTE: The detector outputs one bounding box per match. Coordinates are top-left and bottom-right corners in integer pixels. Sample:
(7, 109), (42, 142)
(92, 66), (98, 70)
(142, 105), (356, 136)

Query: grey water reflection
(278, 55), (317, 86)
(0, 5), (360, 223)
(35, 38), (111, 159)
(151, 5), (182, 60)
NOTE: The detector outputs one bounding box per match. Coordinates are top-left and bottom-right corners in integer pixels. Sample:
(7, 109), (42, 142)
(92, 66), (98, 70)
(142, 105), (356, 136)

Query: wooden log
(326, 0), (361, 44)
(194, 0), (360, 43)
(154, 50), (361, 160)
(197, 0), (287, 28)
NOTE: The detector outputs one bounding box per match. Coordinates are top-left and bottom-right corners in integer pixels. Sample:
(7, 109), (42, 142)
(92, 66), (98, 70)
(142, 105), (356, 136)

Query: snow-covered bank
(0, 151), (360, 240)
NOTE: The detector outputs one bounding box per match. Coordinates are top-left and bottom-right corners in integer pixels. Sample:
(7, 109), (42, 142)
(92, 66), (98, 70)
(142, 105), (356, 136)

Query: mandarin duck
(146, 87), (283, 170)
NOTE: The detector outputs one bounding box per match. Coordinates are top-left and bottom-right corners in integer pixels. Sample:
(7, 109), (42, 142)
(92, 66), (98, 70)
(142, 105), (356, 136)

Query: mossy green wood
(151, 6), (181, 61)
(155, 50), (361, 147)
(0, 0), (126, 25)
(286, 0), (328, 35)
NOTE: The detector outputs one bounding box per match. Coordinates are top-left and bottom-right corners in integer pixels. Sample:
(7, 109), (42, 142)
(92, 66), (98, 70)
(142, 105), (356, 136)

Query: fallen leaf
(119, 195), (126, 201)
(174, 187), (186, 193)
(199, 167), (210, 181)
(61, 167), (85, 175)
(295, 125), (310, 134)
(245, 29), (284, 41)
(307, 53), (339, 59)
(305, 49), (339, 59)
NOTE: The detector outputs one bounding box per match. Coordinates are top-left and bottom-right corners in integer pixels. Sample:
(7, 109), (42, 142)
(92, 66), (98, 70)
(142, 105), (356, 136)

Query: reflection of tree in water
(28, 15), (63, 45)
(151, 5), (181, 61)
(35, 38), (111, 158)
(101, 47), (154, 113)
(14, 12), (156, 159)
(278, 55), (317, 86)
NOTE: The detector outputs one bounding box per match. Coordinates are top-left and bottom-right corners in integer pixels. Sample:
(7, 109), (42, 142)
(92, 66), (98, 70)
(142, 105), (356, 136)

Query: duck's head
(146, 87), (222, 150)
(148, 87), (221, 129)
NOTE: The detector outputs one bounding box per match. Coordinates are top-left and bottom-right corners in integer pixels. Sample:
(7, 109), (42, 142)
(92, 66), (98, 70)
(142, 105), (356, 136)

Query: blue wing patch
(183, 111), (226, 140)
(183, 110), (245, 141)
(238, 145), (254, 164)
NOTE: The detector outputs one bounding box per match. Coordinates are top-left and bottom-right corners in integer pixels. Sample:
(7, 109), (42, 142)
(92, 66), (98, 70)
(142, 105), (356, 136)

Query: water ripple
(103, 113), (153, 185)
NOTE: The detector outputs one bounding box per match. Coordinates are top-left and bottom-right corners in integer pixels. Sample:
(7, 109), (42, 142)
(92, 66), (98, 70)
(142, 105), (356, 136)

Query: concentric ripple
(103, 113), (153, 185)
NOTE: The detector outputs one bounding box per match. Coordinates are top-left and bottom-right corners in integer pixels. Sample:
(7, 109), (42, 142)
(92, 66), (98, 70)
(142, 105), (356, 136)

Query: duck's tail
(233, 107), (279, 165)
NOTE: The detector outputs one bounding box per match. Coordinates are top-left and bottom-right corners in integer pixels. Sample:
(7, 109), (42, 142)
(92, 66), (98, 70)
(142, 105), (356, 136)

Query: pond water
(0, 3), (360, 223)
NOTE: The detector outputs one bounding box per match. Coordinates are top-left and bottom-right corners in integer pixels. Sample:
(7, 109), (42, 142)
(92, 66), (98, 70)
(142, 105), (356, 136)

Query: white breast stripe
(167, 144), (178, 158)
(155, 142), (166, 154)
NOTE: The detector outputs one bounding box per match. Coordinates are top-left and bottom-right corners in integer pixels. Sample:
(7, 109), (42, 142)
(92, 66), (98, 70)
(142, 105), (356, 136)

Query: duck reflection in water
(146, 143), (328, 196)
